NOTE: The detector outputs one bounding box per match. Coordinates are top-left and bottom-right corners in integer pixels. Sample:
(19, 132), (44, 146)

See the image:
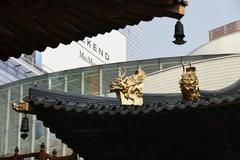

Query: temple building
(0, 52), (239, 157)
(10, 63), (240, 159)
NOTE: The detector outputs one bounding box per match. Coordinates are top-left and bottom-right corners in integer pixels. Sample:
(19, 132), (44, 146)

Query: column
(45, 128), (50, 153)
(61, 74), (68, 155)
(159, 59), (163, 71)
(81, 72), (84, 95)
(4, 87), (11, 154)
(61, 144), (66, 156)
(17, 84), (23, 152)
(31, 116), (36, 152)
(45, 77), (51, 153)
(30, 115), (36, 160)
(64, 75), (68, 93)
(99, 68), (103, 96)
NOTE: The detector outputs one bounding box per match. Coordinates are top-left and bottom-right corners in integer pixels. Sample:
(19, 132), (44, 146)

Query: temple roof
(0, 0), (186, 61)
(24, 78), (240, 115)
(13, 80), (240, 159)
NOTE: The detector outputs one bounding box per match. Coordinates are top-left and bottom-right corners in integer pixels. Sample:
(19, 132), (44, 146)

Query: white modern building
(37, 30), (126, 72)
(189, 20), (240, 56)
(119, 25), (145, 61)
(189, 32), (240, 56)
(144, 20), (240, 93)
(144, 54), (240, 93)
(36, 25), (145, 72)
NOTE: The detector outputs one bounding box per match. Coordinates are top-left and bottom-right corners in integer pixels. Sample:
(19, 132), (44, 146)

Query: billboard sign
(40, 30), (126, 72)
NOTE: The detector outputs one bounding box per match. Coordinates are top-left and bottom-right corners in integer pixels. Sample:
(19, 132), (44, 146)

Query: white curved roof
(188, 32), (240, 55)
(144, 54), (240, 93)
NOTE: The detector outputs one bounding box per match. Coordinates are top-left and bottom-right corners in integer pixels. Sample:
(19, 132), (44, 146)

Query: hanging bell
(20, 115), (29, 133)
(21, 133), (28, 139)
(173, 20), (186, 45)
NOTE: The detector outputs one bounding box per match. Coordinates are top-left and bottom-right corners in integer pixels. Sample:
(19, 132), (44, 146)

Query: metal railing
(0, 143), (75, 160)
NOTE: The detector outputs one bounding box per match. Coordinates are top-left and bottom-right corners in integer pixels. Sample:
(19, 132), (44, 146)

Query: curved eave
(19, 77), (240, 116)
(11, 77), (240, 159)
(0, 0), (186, 61)
(14, 84), (240, 159)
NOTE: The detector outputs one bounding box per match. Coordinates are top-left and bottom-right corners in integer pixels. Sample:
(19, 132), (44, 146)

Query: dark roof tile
(0, 0), (185, 61)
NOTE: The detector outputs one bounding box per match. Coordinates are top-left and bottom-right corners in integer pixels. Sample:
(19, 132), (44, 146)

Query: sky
(138, 0), (240, 59)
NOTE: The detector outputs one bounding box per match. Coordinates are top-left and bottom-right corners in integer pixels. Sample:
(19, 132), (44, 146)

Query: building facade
(37, 25), (145, 72)
(119, 25), (145, 61)
(189, 20), (240, 56)
(209, 20), (240, 41)
(0, 55), (45, 85)
(37, 30), (126, 72)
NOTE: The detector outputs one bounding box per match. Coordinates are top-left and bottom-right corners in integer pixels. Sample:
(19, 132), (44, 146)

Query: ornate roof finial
(110, 67), (146, 106)
(12, 101), (29, 112)
(179, 63), (201, 101)
(14, 146), (19, 155)
(52, 149), (57, 156)
(40, 143), (45, 150)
